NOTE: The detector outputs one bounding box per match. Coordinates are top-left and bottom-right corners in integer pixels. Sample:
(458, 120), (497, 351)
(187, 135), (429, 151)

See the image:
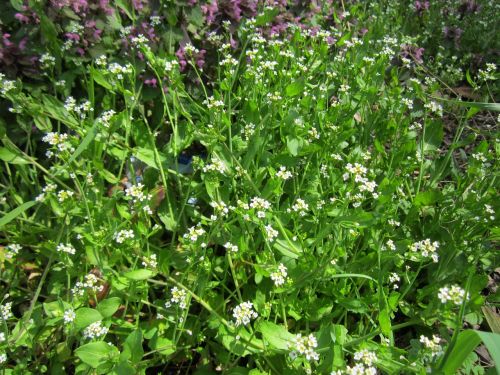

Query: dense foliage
(0, 0), (498, 374)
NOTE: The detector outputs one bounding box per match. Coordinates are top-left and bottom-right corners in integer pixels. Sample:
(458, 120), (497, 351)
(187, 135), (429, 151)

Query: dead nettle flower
(270, 263), (288, 287)
(142, 254), (157, 269)
(289, 333), (319, 361)
(56, 243), (76, 255)
(438, 285), (467, 305)
(408, 239), (439, 263)
(5, 244), (22, 259)
(113, 229), (134, 244)
(233, 301), (258, 327)
(83, 320), (108, 339)
(71, 273), (104, 297)
(176, 43), (206, 71)
(419, 335), (443, 357)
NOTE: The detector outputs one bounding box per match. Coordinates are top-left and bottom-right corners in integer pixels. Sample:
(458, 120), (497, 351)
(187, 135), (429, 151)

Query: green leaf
(414, 190), (442, 207)
(379, 309), (391, 337)
(122, 330), (144, 364)
(33, 116), (52, 131)
(97, 297), (121, 318)
(0, 201), (36, 228)
(67, 125), (98, 165)
(423, 121), (443, 151)
(273, 239), (301, 259)
(286, 136), (302, 156)
(440, 330), (484, 374)
(432, 97), (500, 112)
(91, 67), (113, 91)
(75, 342), (119, 369)
(257, 321), (294, 351)
(482, 307), (500, 334)
(134, 147), (167, 170)
(475, 331), (500, 373)
(285, 79), (305, 97)
(74, 308), (103, 330)
(124, 269), (155, 280)
(0, 147), (30, 165)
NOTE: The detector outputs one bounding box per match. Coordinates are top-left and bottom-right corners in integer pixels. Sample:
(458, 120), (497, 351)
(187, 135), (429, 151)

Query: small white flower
(290, 333), (319, 361)
(264, 225), (279, 242)
(233, 301), (258, 326)
(56, 243), (76, 255)
(170, 287), (187, 309)
(63, 309), (76, 323)
(113, 229), (134, 244)
(438, 285), (467, 305)
(224, 242), (238, 252)
(270, 263), (288, 287)
(83, 321), (108, 339)
(276, 166), (293, 180)
(0, 302), (13, 321)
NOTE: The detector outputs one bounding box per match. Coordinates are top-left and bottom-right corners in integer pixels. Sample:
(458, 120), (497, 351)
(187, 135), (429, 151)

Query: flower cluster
(125, 183), (151, 204)
(343, 163), (378, 200)
(57, 190), (75, 203)
(419, 335), (443, 357)
(408, 239), (439, 263)
(249, 197), (272, 218)
(0, 301), (13, 321)
(224, 242), (238, 252)
(202, 157), (227, 174)
(168, 287), (187, 309)
(264, 225), (279, 242)
(276, 166), (293, 180)
(63, 309), (76, 324)
(83, 321), (108, 339)
(113, 229), (134, 244)
(56, 243), (76, 255)
(289, 333), (319, 361)
(290, 198), (309, 216)
(5, 244), (21, 259)
(438, 285), (467, 305)
(183, 225), (205, 242)
(270, 263), (288, 287)
(42, 132), (73, 155)
(343, 349), (378, 374)
(97, 109), (116, 128)
(232, 301), (258, 326)
(71, 273), (104, 297)
(142, 254), (157, 269)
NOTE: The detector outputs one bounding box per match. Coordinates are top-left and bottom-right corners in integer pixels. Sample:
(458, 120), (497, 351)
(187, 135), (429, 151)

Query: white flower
(438, 285), (467, 305)
(0, 302), (13, 321)
(125, 183), (151, 203)
(270, 263), (288, 287)
(57, 190), (74, 203)
(290, 333), (319, 361)
(63, 309), (76, 323)
(97, 110), (116, 128)
(276, 166), (293, 180)
(233, 301), (258, 326)
(354, 349), (378, 366)
(408, 239), (439, 262)
(202, 157), (227, 174)
(56, 243), (76, 255)
(183, 225), (205, 242)
(142, 254), (157, 269)
(224, 242), (238, 252)
(170, 287), (187, 309)
(83, 321), (108, 339)
(113, 229), (134, 244)
(5, 244), (22, 259)
(264, 225), (279, 242)
(0, 353), (6, 364)
(420, 335), (443, 357)
(71, 273), (104, 297)
(291, 198), (309, 216)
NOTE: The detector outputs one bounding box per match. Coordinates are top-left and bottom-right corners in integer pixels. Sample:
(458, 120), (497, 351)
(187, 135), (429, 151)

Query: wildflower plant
(0, 0), (498, 374)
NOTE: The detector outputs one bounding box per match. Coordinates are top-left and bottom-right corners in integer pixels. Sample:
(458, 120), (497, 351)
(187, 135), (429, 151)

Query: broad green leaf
(0, 147), (30, 165)
(379, 309), (391, 336)
(67, 124), (98, 165)
(414, 191), (442, 207)
(257, 321), (294, 351)
(124, 269), (155, 280)
(273, 239), (301, 259)
(0, 201), (36, 228)
(121, 330), (144, 364)
(286, 136), (302, 156)
(74, 308), (103, 330)
(285, 80), (305, 97)
(75, 342), (119, 369)
(440, 330), (483, 374)
(91, 67), (113, 91)
(97, 297), (121, 318)
(423, 121), (443, 151)
(475, 331), (500, 373)
(134, 147), (167, 170)
(482, 307), (500, 334)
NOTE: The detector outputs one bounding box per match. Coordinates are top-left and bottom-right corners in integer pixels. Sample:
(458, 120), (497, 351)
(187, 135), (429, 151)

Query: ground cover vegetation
(0, 0), (499, 374)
